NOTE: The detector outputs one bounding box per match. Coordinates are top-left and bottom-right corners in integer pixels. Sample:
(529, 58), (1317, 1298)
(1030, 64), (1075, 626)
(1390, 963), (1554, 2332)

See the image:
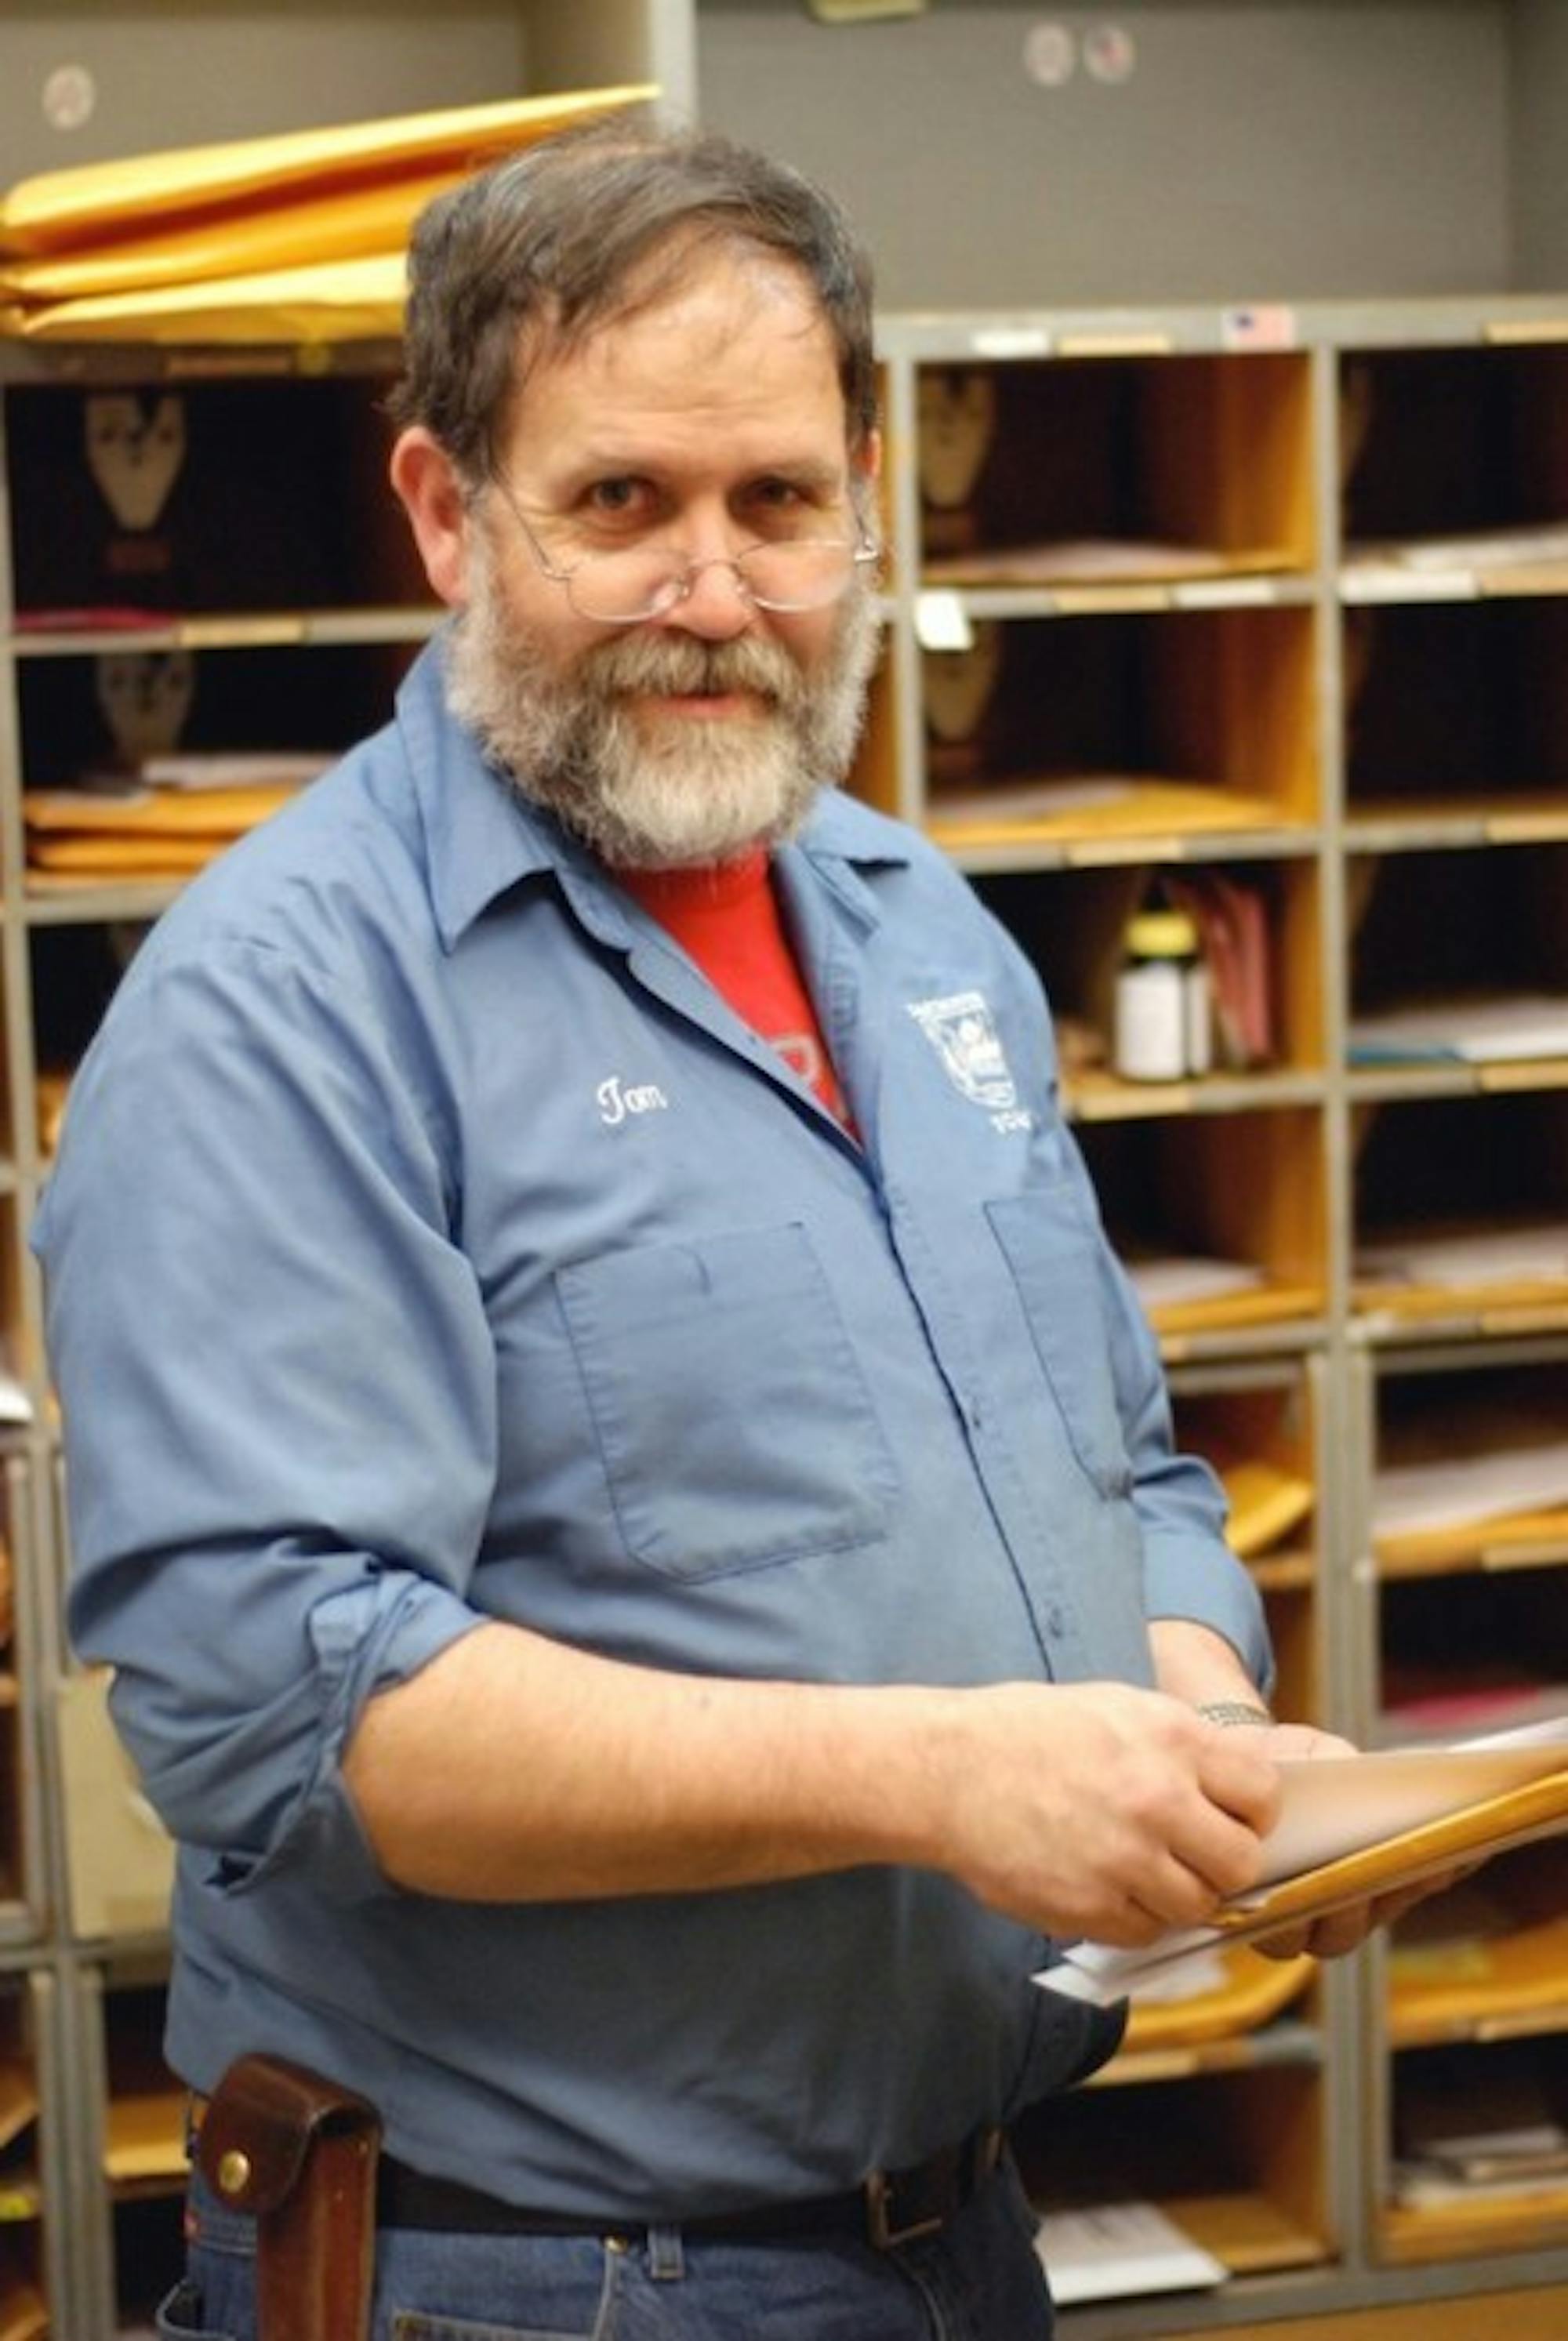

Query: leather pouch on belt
(195, 2052), (381, 2341)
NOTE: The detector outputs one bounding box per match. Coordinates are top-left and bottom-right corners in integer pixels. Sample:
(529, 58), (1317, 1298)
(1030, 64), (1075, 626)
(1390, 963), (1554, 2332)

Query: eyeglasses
(489, 476), (881, 626)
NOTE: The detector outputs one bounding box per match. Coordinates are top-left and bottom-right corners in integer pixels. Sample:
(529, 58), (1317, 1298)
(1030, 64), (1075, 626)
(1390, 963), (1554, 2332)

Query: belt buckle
(865, 2167), (947, 2251)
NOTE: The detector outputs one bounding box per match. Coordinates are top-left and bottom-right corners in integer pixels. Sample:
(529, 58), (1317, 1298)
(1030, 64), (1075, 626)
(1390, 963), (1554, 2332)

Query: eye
(739, 476), (827, 534)
(750, 476), (809, 510)
(581, 477), (659, 528)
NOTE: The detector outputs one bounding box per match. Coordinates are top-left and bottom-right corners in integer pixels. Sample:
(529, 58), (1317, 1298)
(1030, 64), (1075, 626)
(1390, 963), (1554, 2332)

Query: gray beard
(444, 546), (880, 870)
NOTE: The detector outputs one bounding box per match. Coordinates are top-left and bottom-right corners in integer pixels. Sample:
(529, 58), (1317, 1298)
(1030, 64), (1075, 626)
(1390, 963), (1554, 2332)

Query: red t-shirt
(616, 852), (853, 1126)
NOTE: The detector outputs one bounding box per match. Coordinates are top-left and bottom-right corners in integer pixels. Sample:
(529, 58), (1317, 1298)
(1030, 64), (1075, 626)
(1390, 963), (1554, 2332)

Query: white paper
(1041, 1928), (1225, 2009)
(1343, 521), (1568, 592)
(1372, 1440), (1568, 1538)
(1120, 1945), (1232, 2005)
(1356, 1219), (1568, 1290)
(996, 535), (1231, 581)
(1260, 1738), (1568, 1880)
(927, 775), (1137, 822)
(1348, 993), (1568, 1065)
(1394, 2161), (1568, 2209)
(1033, 2200), (1228, 2303)
(1425, 2120), (1568, 2176)
(139, 749), (332, 789)
(1036, 1720), (1568, 2009)
(1386, 519), (1568, 573)
(1124, 1254), (1264, 1309)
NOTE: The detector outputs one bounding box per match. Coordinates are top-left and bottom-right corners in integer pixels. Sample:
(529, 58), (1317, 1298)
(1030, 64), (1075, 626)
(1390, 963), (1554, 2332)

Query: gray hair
(389, 114), (879, 484)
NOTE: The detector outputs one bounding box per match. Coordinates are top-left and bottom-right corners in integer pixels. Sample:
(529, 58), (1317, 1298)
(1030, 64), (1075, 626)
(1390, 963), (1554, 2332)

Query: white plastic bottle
(1113, 908), (1211, 1081)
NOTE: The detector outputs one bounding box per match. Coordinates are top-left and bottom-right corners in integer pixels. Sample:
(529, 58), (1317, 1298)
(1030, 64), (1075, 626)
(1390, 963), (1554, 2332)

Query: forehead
(505, 252), (851, 467)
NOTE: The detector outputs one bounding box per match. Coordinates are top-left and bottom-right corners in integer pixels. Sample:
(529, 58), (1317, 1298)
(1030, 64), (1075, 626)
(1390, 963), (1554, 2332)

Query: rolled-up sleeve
(34, 935), (495, 1899)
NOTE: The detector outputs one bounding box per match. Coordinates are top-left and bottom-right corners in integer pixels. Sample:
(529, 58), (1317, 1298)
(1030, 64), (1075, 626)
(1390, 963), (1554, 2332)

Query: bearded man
(37, 118), (1396, 2341)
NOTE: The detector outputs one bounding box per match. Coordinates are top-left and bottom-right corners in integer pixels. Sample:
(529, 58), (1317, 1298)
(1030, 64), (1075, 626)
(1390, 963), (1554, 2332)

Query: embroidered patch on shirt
(908, 991), (1018, 1111)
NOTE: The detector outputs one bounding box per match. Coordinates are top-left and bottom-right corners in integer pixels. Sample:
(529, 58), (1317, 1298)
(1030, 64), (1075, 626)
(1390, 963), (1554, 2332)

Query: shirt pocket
(556, 1222), (900, 1580)
(985, 1189), (1135, 1500)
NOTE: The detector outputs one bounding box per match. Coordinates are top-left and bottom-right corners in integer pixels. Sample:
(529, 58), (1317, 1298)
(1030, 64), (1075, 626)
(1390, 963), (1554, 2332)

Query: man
(38, 119), (1389, 2340)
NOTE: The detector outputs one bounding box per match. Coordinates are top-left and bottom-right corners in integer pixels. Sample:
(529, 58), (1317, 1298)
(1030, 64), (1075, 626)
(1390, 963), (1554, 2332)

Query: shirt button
(1046, 1606), (1066, 1639)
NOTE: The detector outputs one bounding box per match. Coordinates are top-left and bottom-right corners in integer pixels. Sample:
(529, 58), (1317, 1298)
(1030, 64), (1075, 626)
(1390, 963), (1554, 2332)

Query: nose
(651, 505), (757, 640)
(658, 557), (756, 640)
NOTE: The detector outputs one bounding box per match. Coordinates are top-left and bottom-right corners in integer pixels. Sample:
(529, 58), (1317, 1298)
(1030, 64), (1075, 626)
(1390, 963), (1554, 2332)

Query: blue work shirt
(35, 638), (1269, 2218)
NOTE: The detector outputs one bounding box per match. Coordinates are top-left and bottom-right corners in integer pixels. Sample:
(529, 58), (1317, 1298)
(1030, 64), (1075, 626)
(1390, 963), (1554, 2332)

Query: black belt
(377, 2125), (1007, 2252)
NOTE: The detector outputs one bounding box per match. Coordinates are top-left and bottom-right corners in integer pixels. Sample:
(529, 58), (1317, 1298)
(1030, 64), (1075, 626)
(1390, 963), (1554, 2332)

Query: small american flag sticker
(1221, 304), (1298, 352)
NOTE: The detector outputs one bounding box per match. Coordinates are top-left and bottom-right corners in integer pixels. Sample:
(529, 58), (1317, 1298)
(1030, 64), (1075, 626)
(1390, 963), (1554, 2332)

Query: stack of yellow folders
(24, 750), (331, 884)
(0, 84), (655, 343)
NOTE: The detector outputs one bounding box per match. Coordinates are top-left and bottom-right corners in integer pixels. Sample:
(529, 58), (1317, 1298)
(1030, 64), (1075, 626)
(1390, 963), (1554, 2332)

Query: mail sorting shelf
(9, 298), (1568, 2332)
(1342, 1334), (1568, 2276)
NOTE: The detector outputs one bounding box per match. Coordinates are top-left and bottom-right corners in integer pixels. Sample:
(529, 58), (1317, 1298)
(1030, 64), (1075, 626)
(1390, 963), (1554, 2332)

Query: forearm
(342, 1619), (943, 1901)
(1148, 1617), (1270, 1714)
(342, 1621), (1283, 1947)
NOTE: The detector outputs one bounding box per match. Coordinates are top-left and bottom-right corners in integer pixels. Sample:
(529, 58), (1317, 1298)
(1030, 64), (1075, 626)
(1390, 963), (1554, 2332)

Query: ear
(390, 427), (474, 608)
(851, 427), (884, 538)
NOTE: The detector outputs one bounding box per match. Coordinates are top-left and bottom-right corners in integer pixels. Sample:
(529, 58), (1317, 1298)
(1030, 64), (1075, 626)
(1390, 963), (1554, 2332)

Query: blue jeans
(160, 2158), (1054, 2341)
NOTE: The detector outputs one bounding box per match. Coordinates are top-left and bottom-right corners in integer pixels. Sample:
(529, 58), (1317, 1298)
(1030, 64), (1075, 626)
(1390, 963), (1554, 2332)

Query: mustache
(578, 629), (805, 708)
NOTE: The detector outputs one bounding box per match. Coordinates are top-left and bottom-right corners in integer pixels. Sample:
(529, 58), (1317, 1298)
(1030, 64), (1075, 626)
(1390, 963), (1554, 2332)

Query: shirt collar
(397, 633), (913, 953)
(786, 787), (912, 932)
(397, 637), (594, 952)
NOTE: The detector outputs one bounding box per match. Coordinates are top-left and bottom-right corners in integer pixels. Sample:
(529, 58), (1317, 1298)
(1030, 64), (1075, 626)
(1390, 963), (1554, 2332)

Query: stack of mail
(0, 85), (653, 343)
(24, 750), (329, 883)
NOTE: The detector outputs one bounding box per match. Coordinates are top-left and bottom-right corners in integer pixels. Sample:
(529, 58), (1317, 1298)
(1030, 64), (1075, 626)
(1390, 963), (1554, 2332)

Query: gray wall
(1511, 0), (1568, 287)
(695, 0), (1519, 308)
(2, 1), (1563, 304)
(0, 0), (532, 183)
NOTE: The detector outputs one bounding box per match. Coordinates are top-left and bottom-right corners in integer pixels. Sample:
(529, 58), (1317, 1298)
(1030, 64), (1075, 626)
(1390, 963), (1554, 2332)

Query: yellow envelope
(0, 167), (462, 303)
(1123, 1942), (1312, 2052)
(0, 84), (656, 259)
(1217, 1456), (1316, 1559)
(27, 837), (229, 876)
(1213, 1766), (1568, 1944)
(9, 251), (408, 343)
(36, 1069), (71, 1158)
(25, 783), (302, 833)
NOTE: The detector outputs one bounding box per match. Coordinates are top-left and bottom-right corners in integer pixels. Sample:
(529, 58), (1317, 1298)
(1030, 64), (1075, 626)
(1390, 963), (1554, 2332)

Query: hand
(1253, 1872), (1472, 1962)
(1232, 1721), (1476, 1962)
(927, 1679), (1282, 1948)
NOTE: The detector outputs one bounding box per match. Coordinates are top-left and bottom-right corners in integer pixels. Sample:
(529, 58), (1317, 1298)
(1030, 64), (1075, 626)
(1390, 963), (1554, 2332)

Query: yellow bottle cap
(1127, 909), (1198, 957)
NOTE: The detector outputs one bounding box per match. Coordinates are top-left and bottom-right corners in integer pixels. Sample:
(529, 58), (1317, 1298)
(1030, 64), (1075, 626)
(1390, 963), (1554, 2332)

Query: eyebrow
(552, 448), (850, 496)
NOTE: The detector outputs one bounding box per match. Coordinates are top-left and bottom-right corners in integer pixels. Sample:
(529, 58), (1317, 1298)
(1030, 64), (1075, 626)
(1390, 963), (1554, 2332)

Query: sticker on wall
(1221, 304), (1299, 353)
(42, 61), (97, 131)
(1083, 23), (1137, 84)
(1022, 23), (1077, 88)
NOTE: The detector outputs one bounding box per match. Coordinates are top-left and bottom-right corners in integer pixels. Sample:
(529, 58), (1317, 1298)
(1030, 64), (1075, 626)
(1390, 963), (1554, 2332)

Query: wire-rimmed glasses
(489, 475), (881, 626)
